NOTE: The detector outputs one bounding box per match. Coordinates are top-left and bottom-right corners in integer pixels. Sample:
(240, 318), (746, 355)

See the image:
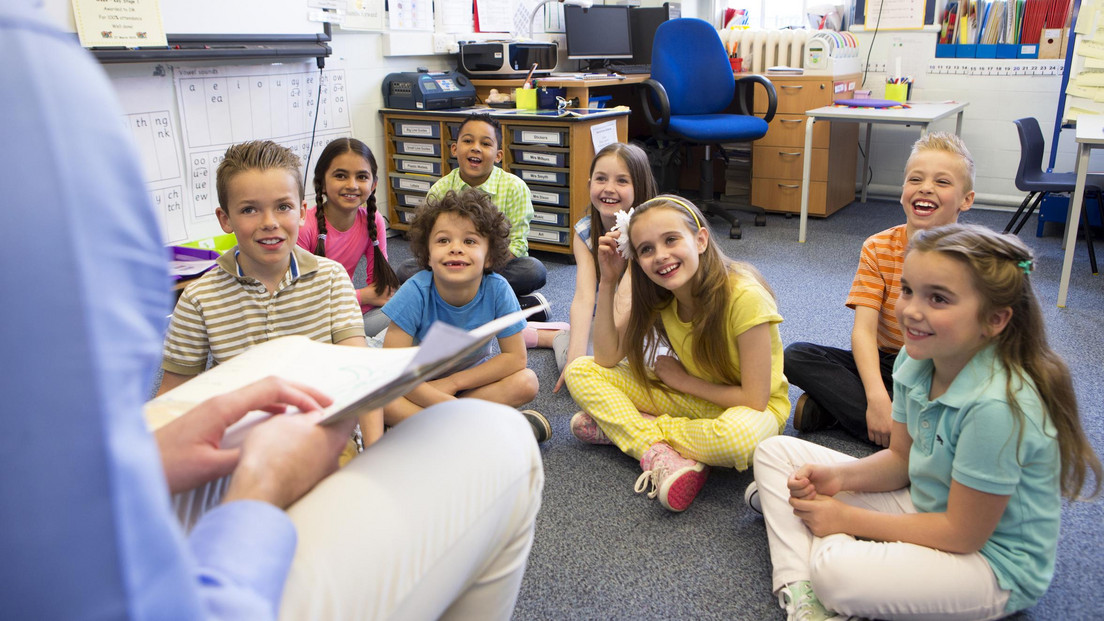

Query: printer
(382, 69), (477, 110)
(458, 41), (557, 78)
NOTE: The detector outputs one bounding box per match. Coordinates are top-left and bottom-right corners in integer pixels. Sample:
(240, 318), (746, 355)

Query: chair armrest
(637, 78), (671, 136)
(734, 74), (777, 124)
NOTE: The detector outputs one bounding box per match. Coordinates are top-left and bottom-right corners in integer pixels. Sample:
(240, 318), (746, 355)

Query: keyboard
(607, 64), (651, 75)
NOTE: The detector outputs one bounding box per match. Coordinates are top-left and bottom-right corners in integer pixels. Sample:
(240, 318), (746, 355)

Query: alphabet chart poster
(110, 66), (191, 244)
(111, 62), (351, 244)
(174, 63), (352, 243)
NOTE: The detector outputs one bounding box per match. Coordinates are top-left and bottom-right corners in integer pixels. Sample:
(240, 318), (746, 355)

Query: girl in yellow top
(565, 195), (789, 512)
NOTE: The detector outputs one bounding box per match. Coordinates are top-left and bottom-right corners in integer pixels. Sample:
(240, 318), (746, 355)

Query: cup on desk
(885, 79), (910, 103)
(515, 87), (538, 110)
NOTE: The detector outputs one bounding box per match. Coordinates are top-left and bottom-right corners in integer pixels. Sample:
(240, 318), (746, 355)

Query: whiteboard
(48, 0), (326, 37)
(110, 62), (352, 245)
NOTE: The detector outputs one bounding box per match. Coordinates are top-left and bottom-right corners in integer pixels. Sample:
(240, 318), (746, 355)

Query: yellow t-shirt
(659, 270), (790, 423)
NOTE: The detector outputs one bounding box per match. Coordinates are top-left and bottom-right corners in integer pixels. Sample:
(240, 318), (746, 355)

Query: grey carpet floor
(384, 199), (1104, 620)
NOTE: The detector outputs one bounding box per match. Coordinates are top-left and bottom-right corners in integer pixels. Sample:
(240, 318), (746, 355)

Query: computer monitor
(564, 6), (633, 61)
(629, 6), (670, 65)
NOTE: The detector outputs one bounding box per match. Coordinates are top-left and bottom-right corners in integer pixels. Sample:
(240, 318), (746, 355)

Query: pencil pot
(885, 82), (908, 103)
(515, 88), (537, 110)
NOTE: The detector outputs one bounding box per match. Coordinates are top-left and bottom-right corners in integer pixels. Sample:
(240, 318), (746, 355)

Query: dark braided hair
(311, 137), (399, 297)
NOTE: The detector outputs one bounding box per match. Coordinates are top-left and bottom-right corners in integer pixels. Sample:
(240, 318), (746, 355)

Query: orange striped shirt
(845, 224), (906, 352)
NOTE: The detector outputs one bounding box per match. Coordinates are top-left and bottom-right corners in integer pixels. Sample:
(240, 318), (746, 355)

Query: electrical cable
(861, 0), (887, 89)
(303, 64), (325, 189)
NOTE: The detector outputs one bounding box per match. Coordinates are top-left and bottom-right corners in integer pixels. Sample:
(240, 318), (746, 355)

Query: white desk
(1057, 115), (1104, 307)
(798, 101), (970, 242)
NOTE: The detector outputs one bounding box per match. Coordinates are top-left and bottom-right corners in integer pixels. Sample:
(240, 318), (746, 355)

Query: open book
(145, 306), (543, 442)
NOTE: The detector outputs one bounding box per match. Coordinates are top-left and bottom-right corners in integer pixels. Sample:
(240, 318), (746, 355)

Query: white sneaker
(744, 481), (762, 515)
(778, 581), (845, 621)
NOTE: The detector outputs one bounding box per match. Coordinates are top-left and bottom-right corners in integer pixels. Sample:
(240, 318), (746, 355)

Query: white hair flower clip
(611, 208), (634, 259)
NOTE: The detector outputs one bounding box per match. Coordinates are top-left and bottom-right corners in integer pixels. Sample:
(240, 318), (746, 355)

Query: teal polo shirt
(892, 345), (1061, 613)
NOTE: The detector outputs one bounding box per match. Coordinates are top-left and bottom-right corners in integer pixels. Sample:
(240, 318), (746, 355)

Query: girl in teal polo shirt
(748, 224), (1101, 620)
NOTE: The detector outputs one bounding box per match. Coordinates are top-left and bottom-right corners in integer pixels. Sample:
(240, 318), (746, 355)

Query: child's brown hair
(409, 188), (511, 273)
(215, 140), (303, 211)
(910, 224), (1101, 499)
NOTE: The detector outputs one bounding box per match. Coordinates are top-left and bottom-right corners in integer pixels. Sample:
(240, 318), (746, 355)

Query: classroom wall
(849, 27), (1086, 208)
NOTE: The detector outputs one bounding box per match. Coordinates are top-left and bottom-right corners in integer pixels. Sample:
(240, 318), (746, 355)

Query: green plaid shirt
(428, 166), (533, 257)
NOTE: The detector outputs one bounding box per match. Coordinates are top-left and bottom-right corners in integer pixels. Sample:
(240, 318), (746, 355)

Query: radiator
(720, 28), (809, 74)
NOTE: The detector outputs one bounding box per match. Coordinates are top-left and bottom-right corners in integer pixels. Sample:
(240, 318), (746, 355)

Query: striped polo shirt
(162, 245), (364, 376)
(845, 224), (906, 353)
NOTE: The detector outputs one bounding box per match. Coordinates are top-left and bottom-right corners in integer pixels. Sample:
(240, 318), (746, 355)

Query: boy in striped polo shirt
(157, 140), (378, 444)
(783, 133), (975, 446)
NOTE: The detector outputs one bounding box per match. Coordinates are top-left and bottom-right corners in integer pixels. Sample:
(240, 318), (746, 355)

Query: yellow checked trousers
(565, 357), (785, 469)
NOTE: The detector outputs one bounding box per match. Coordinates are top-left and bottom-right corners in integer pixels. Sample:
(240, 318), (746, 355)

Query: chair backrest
(650, 18), (734, 116)
(1013, 117), (1046, 190)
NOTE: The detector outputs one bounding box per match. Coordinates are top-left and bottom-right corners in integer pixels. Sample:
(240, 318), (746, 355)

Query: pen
(522, 62), (538, 89)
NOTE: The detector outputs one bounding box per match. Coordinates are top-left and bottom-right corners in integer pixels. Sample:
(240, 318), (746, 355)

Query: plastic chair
(637, 18), (777, 239)
(1005, 117), (1103, 274)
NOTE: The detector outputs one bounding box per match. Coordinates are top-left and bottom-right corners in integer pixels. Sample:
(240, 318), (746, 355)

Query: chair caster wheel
(755, 214), (767, 227)
(729, 226), (742, 239)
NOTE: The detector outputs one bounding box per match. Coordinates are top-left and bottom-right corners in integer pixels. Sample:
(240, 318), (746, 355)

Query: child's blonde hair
(216, 140), (304, 211)
(408, 188), (511, 273)
(907, 132), (975, 192)
(909, 224), (1101, 499)
(587, 143), (658, 279)
(623, 195), (774, 391)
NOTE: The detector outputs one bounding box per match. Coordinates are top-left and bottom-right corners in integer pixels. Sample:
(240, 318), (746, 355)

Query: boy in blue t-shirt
(382, 188), (550, 441)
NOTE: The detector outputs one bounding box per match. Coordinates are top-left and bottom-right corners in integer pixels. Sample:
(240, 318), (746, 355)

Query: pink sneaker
(634, 442), (710, 512)
(570, 411), (612, 445)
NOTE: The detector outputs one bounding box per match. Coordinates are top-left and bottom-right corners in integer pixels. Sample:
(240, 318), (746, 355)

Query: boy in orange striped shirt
(783, 133), (974, 446)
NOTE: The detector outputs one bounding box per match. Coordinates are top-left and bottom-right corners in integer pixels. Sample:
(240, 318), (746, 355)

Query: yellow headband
(637, 195), (703, 230)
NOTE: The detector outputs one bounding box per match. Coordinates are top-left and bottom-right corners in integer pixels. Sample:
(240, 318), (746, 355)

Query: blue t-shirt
(892, 345), (1061, 613)
(383, 270), (524, 365)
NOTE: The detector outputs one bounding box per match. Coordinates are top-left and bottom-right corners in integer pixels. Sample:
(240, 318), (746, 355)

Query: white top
(804, 101), (969, 125)
(1074, 114), (1104, 146)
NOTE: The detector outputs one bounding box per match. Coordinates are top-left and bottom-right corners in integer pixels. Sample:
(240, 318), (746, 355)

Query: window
(720, 1), (818, 30)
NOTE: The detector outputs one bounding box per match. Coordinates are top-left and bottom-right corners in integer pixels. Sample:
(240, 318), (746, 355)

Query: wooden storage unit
(380, 108), (628, 254)
(751, 73), (859, 217)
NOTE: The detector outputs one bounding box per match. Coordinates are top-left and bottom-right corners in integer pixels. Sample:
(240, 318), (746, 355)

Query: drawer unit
(395, 207), (418, 224)
(514, 166), (568, 187)
(528, 224), (570, 245)
(752, 145), (829, 182)
(758, 114), (831, 149)
(751, 73), (859, 219)
(531, 206), (570, 227)
(390, 119), (440, 139)
(511, 126), (568, 146)
(389, 172), (435, 194)
(529, 184), (570, 207)
(395, 155), (442, 176)
(394, 138), (441, 157)
(380, 110), (629, 254)
(394, 192), (428, 208)
(510, 146), (568, 168)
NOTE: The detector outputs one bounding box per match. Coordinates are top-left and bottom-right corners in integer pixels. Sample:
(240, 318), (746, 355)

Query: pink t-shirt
(297, 206), (389, 314)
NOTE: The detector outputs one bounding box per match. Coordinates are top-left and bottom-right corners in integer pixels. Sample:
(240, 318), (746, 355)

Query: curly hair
(909, 224), (1101, 500)
(216, 140), (303, 211)
(408, 188), (512, 273)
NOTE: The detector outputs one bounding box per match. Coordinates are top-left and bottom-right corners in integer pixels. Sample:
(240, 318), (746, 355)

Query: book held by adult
(144, 306), (542, 441)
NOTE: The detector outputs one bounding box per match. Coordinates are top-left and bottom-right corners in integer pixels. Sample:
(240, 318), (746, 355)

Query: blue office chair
(1005, 117), (1103, 274)
(637, 18), (777, 239)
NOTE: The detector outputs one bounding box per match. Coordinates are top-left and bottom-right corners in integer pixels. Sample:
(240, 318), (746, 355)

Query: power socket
(433, 34), (454, 55)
